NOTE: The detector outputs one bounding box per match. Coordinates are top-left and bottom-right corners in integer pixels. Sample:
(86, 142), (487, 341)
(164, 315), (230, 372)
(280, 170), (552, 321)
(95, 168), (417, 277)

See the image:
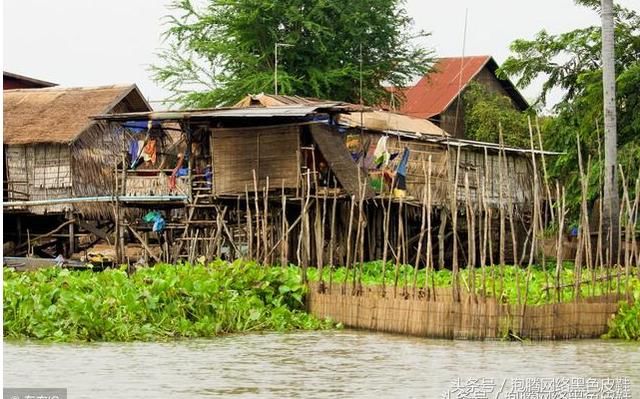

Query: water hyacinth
(3, 260), (333, 342)
(307, 261), (639, 305)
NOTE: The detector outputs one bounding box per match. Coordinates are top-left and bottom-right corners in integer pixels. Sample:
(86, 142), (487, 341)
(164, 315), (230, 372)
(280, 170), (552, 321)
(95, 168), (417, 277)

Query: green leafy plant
(604, 281), (640, 340)
(3, 260), (333, 342)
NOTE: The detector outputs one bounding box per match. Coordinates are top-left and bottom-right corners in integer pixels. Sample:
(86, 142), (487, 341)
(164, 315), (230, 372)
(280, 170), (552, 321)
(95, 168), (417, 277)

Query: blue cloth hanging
(396, 147), (410, 177)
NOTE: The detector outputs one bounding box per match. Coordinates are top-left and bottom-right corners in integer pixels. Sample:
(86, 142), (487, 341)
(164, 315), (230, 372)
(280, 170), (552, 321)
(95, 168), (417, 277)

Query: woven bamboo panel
(125, 174), (189, 197)
(307, 284), (621, 340)
(212, 126), (299, 195)
(385, 135), (449, 204)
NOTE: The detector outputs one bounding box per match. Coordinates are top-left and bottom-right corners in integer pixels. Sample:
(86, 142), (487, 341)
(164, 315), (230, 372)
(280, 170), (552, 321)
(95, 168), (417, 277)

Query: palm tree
(601, 0), (619, 264)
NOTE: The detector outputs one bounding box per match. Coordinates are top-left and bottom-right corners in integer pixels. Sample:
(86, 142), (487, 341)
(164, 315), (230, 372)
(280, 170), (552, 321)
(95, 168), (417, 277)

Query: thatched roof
(3, 84), (150, 145)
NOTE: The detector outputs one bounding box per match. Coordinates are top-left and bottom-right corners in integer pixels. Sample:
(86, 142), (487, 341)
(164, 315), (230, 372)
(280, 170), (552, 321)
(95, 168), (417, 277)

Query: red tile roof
(397, 56), (527, 119)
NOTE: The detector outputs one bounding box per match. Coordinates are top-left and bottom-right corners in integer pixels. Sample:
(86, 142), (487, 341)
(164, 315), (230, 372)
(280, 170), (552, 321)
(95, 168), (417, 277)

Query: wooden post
(143, 231), (149, 264)
(245, 185), (253, 259)
(68, 217), (75, 258)
(413, 160), (428, 298)
(438, 209), (447, 270)
(328, 178), (338, 293)
(281, 180), (288, 267)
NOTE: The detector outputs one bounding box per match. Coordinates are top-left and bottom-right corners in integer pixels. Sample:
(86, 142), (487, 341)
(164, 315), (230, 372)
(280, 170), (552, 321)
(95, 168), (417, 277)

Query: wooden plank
(310, 124), (372, 198)
(75, 220), (112, 243)
(127, 225), (161, 263)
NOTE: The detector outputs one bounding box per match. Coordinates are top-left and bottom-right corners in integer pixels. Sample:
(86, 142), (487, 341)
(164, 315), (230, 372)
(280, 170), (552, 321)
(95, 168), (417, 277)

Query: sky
(3, 0), (638, 109)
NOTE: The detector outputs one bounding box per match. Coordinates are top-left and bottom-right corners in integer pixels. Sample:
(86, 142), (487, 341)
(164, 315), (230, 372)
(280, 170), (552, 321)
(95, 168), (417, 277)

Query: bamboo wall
(307, 285), (622, 340)
(211, 125), (300, 195)
(5, 143), (73, 214)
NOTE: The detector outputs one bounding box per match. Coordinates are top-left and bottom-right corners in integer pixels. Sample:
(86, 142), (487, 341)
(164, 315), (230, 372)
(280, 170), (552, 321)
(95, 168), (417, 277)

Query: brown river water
(4, 330), (640, 398)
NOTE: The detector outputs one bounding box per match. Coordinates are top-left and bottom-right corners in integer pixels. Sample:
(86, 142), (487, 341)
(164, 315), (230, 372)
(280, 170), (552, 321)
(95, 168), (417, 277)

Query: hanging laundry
(152, 217), (166, 233)
(169, 153), (185, 191)
(142, 211), (166, 233)
(396, 147), (410, 177)
(142, 138), (157, 164)
(394, 147), (410, 196)
(128, 139), (139, 161)
(204, 166), (213, 187)
(373, 136), (390, 168)
(143, 211), (162, 223)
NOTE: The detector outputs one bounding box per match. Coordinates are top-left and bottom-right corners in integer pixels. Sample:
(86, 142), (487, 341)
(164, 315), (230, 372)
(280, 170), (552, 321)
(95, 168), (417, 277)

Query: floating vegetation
(604, 281), (640, 341)
(3, 260), (333, 342)
(306, 261), (640, 305)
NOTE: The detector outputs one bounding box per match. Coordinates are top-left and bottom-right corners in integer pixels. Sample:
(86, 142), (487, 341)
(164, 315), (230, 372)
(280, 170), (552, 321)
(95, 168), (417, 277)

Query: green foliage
(499, 4), (640, 106)
(3, 260), (333, 342)
(604, 281), (640, 340)
(499, 2), (640, 219)
(152, 0), (434, 107)
(462, 82), (531, 147)
(308, 261), (639, 306)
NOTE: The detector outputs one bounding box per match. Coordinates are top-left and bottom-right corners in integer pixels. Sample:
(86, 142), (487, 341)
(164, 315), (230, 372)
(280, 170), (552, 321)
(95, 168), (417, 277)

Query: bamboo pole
(245, 185), (253, 259)
(263, 177), (270, 265)
(535, 117), (555, 224)
(555, 182), (566, 303)
(281, 180), (288, 267)
(356, 173), (367, 294)
(426, 158), (435, 301)
(393, 197), (404, 298)
(499, 123), (520, 304)
(344, 194), (356, 294)
(451, 146), (462, 302)
(497, 139), (507, 301)
(328, 178), (338, 293)
(317, 186), (328, 291)
(619, 166), (633, 299)
(412, 160), (428, 298)
(380, 175), (395, 295)
(464, 171), (476, 300)
(353, 169), (364, 293)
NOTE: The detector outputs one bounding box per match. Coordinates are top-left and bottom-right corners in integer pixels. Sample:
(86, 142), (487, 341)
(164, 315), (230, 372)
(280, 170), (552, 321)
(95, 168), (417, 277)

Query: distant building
(3, 71), (56, 90)
(392, 56), (528, 138)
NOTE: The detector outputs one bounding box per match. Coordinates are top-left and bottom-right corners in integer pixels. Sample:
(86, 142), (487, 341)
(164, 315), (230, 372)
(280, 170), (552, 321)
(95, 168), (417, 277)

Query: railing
(3, 180), (29, 202)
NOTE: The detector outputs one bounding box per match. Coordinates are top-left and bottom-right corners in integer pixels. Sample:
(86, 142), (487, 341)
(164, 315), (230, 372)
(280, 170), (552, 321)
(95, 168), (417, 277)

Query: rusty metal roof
(398, 56), (528, 119)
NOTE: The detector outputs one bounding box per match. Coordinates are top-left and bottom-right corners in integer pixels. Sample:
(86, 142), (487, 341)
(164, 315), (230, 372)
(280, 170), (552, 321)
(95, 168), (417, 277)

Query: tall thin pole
(274, 43), (293, 96)
(601, 0), (619, 263)
(274, 43), (278, 95)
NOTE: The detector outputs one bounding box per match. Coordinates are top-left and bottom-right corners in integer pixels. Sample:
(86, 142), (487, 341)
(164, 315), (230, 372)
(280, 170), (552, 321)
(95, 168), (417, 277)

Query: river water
(4, 330), (639, 398)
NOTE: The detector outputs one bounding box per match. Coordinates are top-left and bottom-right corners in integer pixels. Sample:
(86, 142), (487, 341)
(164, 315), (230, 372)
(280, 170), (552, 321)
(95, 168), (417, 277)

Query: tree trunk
(601, 0), (619, 264)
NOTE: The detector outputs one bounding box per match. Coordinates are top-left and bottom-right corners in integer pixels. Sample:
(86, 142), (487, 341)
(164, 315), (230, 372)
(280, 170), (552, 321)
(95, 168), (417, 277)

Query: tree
(499, 1), (640, 222)
(462, 82), (531, 148)
(152, 0), (434, 108)
(600, 0), (619, 260)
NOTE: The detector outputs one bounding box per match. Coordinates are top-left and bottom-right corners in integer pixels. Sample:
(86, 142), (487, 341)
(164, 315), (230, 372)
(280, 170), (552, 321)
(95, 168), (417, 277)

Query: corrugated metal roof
(234, 93), (326, 107)
(419, 135), (561, 156)
(400, 56), (492, 119)
(93, 103), (358, 121)
(398, 56), (528, 119)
